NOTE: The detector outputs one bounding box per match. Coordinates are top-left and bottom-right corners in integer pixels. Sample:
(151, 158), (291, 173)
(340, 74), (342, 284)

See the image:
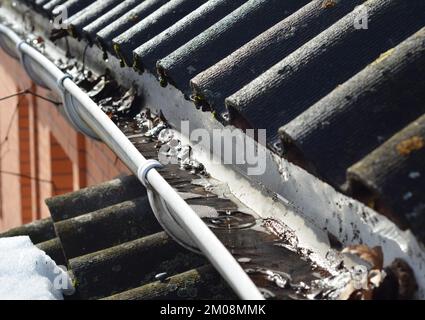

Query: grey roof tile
(190, 0), (364, 119)
(226, 0), (425, 145)
(103, 265), (235, 300)
(53, 197), (161, 259)
(0, 217), (55, 244)
(113, 0), (208, 67)
(35, 0), (50, 10)
(95, 0), (169, 55)
(133, 0), (247, 73)
(52, 0), (96, 17)
(69, 231), (205, 299)
(157, 0), (309, 95)
(43, 0), (68, 15)
(348, 113), (425, 242)
(68, 0), (124, 39)
(45, 175), (146, 221)
(36, 238), (67, 266)
(82, 0), (141, 43)
(279, 26), (425, 189)
(0, 175), (229, 300)
(12, 0), (425, 256)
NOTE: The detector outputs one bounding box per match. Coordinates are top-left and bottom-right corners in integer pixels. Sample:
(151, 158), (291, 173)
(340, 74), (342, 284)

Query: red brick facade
(0, 50), (130, 231)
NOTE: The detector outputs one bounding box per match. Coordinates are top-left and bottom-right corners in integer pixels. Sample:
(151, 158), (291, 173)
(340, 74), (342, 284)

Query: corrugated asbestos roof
(0, 51), (328, 299)
(14, 0), (425, 242)
(0, 176), (234, 300)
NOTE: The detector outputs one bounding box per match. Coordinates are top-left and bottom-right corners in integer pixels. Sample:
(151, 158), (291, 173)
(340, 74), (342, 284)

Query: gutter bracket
(137, 159), (163, 188)
(137, 160), (201, 253)
(60, 78), (100, 140)
(16, 40), (48, 89)
(0, 22), (264, 300)
(0, 24), (21, 59)
(146, 187), (201, 254)
(137, 159), (202, 254)
(0, 26), (99, 141)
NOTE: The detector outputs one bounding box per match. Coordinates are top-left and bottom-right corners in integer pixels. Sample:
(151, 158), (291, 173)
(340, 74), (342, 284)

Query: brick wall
(18, 92), (33, 224)
(50, 133), (74, 197)
(0, 50), (131, 231)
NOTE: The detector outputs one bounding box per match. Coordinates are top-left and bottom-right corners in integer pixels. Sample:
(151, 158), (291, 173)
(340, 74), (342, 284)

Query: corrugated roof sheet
(14, 0), (425, 242)
(0, 176), (234, 300)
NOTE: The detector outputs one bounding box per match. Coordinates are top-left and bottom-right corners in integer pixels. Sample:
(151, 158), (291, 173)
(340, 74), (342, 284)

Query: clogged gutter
(55, 56), (416, 299)
(0, 9), (422, 299)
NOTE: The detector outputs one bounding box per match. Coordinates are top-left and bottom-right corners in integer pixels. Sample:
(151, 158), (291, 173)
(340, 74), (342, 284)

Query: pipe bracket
(137, 159), (163, 188)
(60, 80), (100, 140)
(57, 74), (72, 91)
(0, 25), (21, 58)
(16, 41), (49, 88)
(147, 188), (201, 254)
(138, 159), (200, 253)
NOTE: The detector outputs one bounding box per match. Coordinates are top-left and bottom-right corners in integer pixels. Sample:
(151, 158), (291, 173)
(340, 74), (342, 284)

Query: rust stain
(321, 0), (337, 9)
(396, 136), (425, 156)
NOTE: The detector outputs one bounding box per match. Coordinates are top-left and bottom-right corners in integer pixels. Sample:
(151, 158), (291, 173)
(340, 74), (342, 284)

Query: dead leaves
(388, 258), (417, 299)
(337, 245), (417, 300)
(336, 245), (385, 300)
(321, 0), (337, 9)
(305, 244), (417, 300)
(342, 245), (383, 270)
(397, 136), (424, 156)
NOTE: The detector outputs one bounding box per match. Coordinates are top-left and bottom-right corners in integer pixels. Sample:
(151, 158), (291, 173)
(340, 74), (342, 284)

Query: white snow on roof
(0, 236), (74, 300)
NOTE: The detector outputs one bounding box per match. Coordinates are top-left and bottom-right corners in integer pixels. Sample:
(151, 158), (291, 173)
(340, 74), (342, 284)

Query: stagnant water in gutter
(49, 61), (415, 299)
(112, 115), (329, 300)
(110, 111), (417, 300)
(206, 215), (324, 300)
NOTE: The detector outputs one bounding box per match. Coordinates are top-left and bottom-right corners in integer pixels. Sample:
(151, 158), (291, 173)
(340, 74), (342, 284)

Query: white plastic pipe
(0, 24), (264, 300)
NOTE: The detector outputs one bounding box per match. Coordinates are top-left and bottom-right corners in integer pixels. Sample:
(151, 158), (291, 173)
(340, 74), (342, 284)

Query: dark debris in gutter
(0, 0), (422, 300)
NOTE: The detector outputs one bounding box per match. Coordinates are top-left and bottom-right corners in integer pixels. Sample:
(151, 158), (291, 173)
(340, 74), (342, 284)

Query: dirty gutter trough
(0, 23), (264, 300)
(1, 3), (425, 298)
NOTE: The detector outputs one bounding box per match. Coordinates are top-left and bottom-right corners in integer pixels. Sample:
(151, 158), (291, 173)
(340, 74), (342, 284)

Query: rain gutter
(0, 23), (264, 300)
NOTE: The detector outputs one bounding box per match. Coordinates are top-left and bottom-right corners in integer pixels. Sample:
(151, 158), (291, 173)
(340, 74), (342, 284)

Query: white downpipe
(0, 24), (264, 300)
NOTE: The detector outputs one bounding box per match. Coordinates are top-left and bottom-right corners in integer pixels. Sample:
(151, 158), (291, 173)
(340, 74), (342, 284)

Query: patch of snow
(0, 236), (74, 300)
